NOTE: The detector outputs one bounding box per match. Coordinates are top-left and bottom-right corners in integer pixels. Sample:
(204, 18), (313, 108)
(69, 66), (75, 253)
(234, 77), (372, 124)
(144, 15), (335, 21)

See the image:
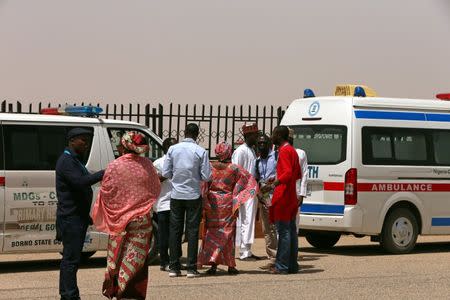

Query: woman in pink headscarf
(198, 141), (257, 275)
(91, 131), (160, 300)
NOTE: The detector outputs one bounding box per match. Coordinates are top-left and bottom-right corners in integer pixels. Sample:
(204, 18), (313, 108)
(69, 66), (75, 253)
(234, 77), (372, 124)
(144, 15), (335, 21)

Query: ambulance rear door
(281, 97), (353, 218)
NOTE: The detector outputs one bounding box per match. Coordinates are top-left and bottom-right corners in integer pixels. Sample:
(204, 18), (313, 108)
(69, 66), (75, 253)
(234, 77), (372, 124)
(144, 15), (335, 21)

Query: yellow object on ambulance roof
(334, 84), (377, 97)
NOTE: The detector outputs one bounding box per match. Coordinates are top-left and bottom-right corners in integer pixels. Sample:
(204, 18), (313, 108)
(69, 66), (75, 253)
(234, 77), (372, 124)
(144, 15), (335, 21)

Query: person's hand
(260, 185), (272, 194)
(297, 196), (304, 207)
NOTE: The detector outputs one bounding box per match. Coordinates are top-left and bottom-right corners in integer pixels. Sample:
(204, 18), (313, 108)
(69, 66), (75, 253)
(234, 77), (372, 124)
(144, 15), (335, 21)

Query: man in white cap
(232, 123), (262, 260)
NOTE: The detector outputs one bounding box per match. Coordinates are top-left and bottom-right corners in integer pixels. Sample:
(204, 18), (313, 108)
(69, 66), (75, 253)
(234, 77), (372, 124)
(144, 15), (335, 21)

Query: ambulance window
(363, 127), (430, 165)
(107, 128), (163, 161)
(393, 132), (427, 161)
(0, 127), (3, 170)
(290, 125), (347, 165)
(3, 125), (93, 170)
(432, 131), (450, 165)
(370, 134), (393, 159)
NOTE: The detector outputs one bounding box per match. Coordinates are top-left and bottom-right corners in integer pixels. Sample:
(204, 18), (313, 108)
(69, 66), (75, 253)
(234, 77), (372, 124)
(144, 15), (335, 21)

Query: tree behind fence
(1, 101), (285, 158)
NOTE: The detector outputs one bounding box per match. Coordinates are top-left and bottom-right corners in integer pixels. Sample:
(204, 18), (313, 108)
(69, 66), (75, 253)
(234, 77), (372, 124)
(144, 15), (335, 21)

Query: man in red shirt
(266, 125), (301, 274)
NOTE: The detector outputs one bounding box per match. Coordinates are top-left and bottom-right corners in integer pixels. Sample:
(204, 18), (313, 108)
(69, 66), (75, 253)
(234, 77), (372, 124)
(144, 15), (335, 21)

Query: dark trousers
(157, 210), (171, 267)
(56, 216), (88, 300)
(169, 198), (202, 271)
(275, 219), (299, 273)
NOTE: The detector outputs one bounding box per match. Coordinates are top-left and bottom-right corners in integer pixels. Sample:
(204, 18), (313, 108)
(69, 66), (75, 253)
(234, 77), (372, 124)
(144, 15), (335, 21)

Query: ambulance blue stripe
(355, 110), (450, 122)
(354, 110), (426, 121)
(431, 217), (450, 226)
(300, 204), (344, 215)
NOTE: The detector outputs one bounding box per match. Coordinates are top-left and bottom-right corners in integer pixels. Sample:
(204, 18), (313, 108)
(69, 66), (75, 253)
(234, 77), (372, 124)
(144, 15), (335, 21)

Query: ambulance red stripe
(322, 181), (450, 192)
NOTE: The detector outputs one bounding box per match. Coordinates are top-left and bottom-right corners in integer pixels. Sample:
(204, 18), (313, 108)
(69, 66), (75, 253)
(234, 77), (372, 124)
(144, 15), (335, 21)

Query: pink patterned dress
(198, 162), (257, 267)
(91, 153), (160, 300)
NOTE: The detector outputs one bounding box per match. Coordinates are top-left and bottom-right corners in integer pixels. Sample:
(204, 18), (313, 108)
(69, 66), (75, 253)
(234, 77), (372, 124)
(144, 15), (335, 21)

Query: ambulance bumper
(299, 205), (363, 233)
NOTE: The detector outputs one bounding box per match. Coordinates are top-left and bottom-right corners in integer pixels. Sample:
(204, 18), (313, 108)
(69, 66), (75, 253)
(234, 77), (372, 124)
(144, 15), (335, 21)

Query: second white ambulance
(282, 85), (450, 253)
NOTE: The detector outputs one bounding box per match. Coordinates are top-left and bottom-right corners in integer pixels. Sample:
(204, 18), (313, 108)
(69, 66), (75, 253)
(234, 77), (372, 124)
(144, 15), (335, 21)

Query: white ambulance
(0, 106), (163, 259)
(283, 86), (450, 253)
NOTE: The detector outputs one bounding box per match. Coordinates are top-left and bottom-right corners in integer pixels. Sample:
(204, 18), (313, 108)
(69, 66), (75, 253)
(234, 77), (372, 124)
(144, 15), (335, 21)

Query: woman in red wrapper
(198, 141), (258, 275)
(92, 131), (161, 300)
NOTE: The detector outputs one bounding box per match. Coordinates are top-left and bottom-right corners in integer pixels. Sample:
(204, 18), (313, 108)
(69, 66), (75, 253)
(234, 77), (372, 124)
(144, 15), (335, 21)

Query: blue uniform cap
(67, 128), (93, 140)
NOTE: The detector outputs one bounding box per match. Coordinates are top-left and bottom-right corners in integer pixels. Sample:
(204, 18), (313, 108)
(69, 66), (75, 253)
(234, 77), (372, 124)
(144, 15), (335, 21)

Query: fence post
(231, 106), (236, 149)
(152, 107), (157, 134)
(145, 104), (150, 127)
(158, 104), (164, 138)
(277, 107), (284, 125)
(176, 104), (181, 140)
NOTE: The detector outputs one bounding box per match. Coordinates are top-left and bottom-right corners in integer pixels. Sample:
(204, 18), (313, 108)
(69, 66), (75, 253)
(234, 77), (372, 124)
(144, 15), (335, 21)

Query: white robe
(232, 143), (258, 259)
(295, 148), (309, 230)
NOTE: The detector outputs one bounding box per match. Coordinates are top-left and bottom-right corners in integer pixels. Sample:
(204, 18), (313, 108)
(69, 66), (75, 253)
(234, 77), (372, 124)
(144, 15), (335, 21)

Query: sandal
(205, 265), (217, 275)
(227, 267), (239, 275)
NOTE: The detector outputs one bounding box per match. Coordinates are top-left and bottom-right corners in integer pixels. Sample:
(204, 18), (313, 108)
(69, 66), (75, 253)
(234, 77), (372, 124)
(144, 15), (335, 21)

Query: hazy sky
(1, 0), (449, 107)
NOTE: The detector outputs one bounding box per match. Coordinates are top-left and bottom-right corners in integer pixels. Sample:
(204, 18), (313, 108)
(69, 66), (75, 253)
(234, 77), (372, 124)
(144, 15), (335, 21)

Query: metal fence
(1, 100), (285, 157)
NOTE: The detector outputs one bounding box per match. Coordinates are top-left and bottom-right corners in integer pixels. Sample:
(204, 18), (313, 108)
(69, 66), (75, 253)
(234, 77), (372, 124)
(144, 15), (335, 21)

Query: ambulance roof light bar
(436, 93), (450, 101)
(40, 105), (103, 117)
(334, 84), (377, 97)
(303, 89), (315, 98)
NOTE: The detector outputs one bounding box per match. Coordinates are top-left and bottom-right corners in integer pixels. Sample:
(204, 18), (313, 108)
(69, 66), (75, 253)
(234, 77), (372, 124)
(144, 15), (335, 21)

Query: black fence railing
(1, 101), (286, 157)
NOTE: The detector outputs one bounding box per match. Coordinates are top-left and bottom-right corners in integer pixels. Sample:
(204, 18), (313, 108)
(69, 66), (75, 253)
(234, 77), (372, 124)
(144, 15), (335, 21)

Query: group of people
(55, 122), (308, 300)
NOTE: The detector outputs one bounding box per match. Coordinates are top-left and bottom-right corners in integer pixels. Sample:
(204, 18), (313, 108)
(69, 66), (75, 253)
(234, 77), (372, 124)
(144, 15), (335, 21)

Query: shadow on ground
(0, 257), (106, 274)
(301, 241), (450, 257)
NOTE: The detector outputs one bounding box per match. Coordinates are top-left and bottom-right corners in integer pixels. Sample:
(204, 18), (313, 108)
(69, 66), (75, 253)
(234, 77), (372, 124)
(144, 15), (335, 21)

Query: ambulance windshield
(290, 125), (347, 165)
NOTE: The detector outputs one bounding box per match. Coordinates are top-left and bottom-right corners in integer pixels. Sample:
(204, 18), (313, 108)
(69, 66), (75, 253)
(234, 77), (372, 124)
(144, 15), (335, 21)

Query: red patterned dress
(198, 162), (257, 267)
(91, 153), (160, 300)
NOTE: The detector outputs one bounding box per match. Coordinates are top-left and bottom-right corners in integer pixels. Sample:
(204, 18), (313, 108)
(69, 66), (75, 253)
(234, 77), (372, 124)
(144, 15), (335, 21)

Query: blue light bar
(64, 106), (103, 117)
(304, 89), (315, 98)
(354, 86), (366, 97)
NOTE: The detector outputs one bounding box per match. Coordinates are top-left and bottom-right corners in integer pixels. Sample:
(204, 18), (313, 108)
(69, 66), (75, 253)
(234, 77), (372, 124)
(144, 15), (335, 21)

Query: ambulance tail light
(304, 89), (315, 98)
(436, 93), (450, 101)
(344, 168), (357, 205)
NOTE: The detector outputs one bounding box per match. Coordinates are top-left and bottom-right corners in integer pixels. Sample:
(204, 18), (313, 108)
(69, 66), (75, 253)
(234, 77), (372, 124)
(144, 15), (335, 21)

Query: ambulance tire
(305, 231), (341, 249)
(380, 208), (418, 254)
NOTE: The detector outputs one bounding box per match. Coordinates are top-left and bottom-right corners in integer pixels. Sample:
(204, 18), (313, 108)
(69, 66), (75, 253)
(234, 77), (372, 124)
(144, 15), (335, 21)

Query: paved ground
(1, 236), (450, 299)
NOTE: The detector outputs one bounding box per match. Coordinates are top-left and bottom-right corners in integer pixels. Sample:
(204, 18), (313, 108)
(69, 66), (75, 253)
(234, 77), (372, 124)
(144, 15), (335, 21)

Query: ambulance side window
(107, 128), (163, 161)
(363, 127), (430, 165)
(0, 127), (3, 170)
(3, 125), (93, 170)
(432, 131), (450, 165)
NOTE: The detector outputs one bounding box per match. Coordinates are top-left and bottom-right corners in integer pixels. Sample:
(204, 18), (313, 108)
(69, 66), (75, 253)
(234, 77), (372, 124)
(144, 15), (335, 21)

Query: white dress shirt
(153, 154), (171, 212)
(296, 148), (309, 197)
(162, 138), (211, 200)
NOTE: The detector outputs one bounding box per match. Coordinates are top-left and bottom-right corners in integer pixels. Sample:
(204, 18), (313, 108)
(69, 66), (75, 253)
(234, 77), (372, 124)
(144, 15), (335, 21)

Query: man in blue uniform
(55, 128), (104, 300)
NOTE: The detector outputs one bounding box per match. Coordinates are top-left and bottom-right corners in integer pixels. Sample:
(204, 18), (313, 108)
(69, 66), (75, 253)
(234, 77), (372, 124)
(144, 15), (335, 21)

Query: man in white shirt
(153, 137), (177, 272)
(163, 124), (212, 278)
(288, 128), (308, 230)
(232, 123), (262, 261)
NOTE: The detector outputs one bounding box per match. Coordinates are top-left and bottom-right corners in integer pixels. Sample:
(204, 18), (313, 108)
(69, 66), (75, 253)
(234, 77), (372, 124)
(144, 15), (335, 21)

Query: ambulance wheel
(380, 208), (418, 254)
(305, 231), (341, 249)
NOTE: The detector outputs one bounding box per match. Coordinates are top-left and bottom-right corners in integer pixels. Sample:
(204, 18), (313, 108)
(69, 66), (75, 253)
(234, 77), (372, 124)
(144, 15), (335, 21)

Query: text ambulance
(0, 106), (163, 259)
(282, 85), (450, 253)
